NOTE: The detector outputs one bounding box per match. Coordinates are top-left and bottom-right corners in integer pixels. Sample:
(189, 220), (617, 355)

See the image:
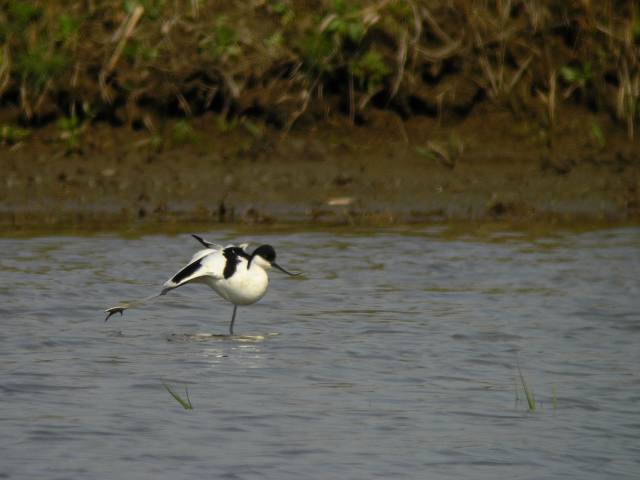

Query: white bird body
(209, 265), (269, 306)
(165, 247), (270, 306)
(105, 235), (300, 335)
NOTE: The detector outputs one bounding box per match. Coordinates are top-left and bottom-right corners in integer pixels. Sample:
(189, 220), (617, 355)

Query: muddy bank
(1, 107), (639, 234)
(2, 1), (639, 233)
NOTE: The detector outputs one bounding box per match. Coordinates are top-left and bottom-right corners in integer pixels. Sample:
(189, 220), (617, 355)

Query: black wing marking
(222, 247), (251, 279)
(171, 258), (204, 284)
(192, 234), (216, 248)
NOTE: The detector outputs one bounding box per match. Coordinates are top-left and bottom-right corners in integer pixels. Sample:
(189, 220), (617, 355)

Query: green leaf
(1, 124), (31, 145)
(346, 22), (365, 42)
(7, 1), (41, 27)
(299, 31), (334, 72)
(215, 23), (236, 48)
(415, 146), (438, 162)
(350, 50), (390, 90)
(163, 383), (193, 410)
(590, 122), (606, 149)
(58, 14), (80, 42)
(265, 31), (283, 49)
(560, 66), (579, 83)
(560, 63), (591, 84)
(18, 42), (69, 88)
(517, 365), (536, 412)
(171, 120), (197, 145)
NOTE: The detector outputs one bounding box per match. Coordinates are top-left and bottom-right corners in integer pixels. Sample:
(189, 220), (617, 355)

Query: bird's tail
(104, 288), (170, 321)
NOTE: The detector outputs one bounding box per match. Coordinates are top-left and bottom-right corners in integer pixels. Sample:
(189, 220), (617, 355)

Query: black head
(252, 244), (276, 263)
(250, 244), (301, 276)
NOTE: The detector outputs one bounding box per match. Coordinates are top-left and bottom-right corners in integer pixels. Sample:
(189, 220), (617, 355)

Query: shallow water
(1, 227), (639, 479)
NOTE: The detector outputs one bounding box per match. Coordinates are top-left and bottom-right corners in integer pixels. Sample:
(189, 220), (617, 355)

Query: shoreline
(2, 110), (639, 235)
(2, 1), (639, 236)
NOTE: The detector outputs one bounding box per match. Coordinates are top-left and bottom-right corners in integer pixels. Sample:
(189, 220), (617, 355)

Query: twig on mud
(479, 55), (500, 98)
(176, 92), (192, 116)
(390, 30), (408, 99)
(523, 0), (549, 32)
(190, 0), (199, 19)
(536, 70), (558, 146)
(284, 88), (311, 125)
(124, 87), (146, 125)
(203, 84), (219, 110)
(20, 82), (32, 120)
(421, 5), (453, 45)
(281, 76), (317, 139)
(477, 48), (531, 100)
(358, 85), (384, 112)
(406, 0), (422, 71)
(507, 55), (533, 93)
(0, 45), (10, 99)
(33, 78), (53, 115)
(416, 41), (462, 63)
(418, 3), (463, 62)
(217, 68), (241, 100)
(69, 63), (80, 118)
(105, 5), (145, 75)
(100, 5), (144, 103)
(617, 59), (639, 140)
(348, 72), (355, 125)
(426, 140), (455, 169)
(360, 0), (391, 27)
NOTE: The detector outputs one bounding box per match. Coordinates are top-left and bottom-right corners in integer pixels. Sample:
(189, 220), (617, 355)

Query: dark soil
(1, 106), (639, 234)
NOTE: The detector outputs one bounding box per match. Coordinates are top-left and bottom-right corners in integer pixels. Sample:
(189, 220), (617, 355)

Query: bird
(105, 234), (301, 335)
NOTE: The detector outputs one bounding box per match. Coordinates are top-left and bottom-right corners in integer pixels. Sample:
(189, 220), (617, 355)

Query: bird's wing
(192, 234), (223, 250)
(188, 248), (217, 263)
(220, 246), (250, 279)
(163, 250), (225, 290)
(105, 244), (226, 322)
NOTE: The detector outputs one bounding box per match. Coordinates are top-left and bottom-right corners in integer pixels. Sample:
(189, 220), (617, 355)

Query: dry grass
(0, 0), (637, 137)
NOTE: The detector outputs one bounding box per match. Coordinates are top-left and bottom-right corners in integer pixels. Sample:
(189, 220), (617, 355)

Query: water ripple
(0, 228), (639, 479)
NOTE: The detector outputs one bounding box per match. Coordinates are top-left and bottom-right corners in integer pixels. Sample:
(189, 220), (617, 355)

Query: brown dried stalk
(99, 5), (145, 103)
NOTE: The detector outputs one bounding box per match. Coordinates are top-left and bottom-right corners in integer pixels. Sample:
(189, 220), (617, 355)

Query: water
(1, 227), (639, 479)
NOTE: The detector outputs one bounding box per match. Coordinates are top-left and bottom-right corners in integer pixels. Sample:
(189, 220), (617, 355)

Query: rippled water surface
(1, 227), (639, 479)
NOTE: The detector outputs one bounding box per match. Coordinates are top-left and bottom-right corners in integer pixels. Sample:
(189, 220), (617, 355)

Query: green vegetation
(590, 121), (607, 150)
(57, 114), (83, 153)
(514, 366), (562, 414)
(200, 16), (242, 61)
(0, 123), (30, 145)
(0, 1), (638, 137)
(415, 133), (463, 169)
(516, 365), (537, 413)
(162, 382), (193, 410)
(171, 119), (198, 146)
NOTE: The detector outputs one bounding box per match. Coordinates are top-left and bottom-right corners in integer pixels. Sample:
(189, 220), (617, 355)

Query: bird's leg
(104, 289), (169, 322)
(229, 305), (237, 336)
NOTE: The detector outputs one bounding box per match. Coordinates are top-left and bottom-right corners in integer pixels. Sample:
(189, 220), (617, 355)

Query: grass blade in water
(517, 365), (536, 412)
(163, 383), (193, 410)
